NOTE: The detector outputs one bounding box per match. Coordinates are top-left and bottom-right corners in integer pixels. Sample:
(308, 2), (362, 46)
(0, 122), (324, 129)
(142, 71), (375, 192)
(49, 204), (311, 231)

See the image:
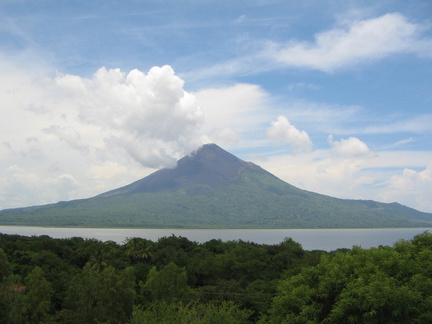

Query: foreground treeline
(0, 232), (432, 323)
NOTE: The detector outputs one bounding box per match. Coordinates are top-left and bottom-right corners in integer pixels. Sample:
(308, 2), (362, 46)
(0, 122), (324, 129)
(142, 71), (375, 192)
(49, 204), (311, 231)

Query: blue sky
(1, 0), (432, 213)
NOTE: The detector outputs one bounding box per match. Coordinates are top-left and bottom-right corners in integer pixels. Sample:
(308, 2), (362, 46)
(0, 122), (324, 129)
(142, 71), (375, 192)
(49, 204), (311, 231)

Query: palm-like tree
(124, 237), (153, 262)
(88, 249), (108, 273)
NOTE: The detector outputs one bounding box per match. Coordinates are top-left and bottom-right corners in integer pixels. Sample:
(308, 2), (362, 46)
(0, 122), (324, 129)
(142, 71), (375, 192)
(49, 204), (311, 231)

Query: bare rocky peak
(100, 144), (254, 196)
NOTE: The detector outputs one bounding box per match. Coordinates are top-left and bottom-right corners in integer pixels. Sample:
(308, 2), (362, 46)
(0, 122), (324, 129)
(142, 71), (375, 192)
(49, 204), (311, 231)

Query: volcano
(1, 143), (432, 228)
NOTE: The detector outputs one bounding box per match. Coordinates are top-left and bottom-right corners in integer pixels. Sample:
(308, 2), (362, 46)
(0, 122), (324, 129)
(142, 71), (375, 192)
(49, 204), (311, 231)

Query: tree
(328, 272), (422, 323)
(60, 265), (135, 323)
(0, 248), (12, 282)
(141, 262), (192, 304)
(0, 274), (26, 324)
(151, 235), (196, 268)
(0, 267), (53, 323)
(125, 237), (153, 262)
(23, 266), (53, 323)
(88, 249), (108, 273)
(268, 240), (432, 323)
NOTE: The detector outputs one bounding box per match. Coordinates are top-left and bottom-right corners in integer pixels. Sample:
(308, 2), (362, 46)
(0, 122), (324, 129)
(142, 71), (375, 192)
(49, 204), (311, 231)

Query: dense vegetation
(1, 232), (432, 323)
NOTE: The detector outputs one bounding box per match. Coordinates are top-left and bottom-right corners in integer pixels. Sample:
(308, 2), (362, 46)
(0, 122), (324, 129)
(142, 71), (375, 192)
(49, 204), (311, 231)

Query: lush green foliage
(268, 232), (432, 323)
(1, 232), (432, 323)
(0, 233), (315, 323)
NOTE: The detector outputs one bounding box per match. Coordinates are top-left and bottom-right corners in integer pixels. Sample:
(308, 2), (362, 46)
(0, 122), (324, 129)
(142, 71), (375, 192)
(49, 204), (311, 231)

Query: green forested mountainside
(1, 232), (432, 323)
(1, 144), (432, 228)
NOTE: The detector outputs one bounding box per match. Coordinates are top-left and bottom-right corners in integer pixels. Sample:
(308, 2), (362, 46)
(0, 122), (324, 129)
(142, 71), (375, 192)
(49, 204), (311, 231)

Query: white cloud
(201, 127), (240, 148)
(0, 63), (205, 209)
(42, 125), (89, 153)
(0, 165), (78, 208)
(55, 65), (204, 167)
(266, 13), (432, 72)
(391, 167), (432, 190)
(194, 83), (269, 147)
(328, 135), (374, 157)
(379, 166), (432, 212)
(88, 161), (131, 194)
(186, 13), (432, 81)
(267, 116), (313, 152)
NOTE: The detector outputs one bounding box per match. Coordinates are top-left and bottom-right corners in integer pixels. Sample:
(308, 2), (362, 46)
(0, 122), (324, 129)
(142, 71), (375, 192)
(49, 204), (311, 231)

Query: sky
(1, 0), (432, 213)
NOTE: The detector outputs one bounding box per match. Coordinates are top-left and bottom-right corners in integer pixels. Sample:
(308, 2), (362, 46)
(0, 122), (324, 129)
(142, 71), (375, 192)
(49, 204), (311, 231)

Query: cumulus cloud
(328, 135), (374, 157)
(391, 167), (432, 190)
(267, 116), (313, 152)
(0, 63), (205, 209)
(379, 166), (432, 212)
(55, 65), (204, 167)
(266, 13), (432, 72)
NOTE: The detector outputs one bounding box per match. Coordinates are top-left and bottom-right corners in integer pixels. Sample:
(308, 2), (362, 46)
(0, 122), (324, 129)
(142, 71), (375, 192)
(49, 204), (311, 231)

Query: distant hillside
(1, 144), (432, 228)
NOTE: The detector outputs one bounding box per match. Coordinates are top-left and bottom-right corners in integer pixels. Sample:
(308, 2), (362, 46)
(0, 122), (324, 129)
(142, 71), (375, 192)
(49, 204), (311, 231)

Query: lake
(1, 226), (430, 251)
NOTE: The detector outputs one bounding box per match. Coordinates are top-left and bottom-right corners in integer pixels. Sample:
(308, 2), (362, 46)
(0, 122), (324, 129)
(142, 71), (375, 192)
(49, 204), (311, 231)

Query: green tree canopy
(268, 232), (432, 323)
(142, 262), (192, 304)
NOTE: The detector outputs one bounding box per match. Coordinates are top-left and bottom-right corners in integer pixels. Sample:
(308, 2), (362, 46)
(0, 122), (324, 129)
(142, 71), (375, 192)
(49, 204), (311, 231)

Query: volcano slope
(1, 144), (432, 228)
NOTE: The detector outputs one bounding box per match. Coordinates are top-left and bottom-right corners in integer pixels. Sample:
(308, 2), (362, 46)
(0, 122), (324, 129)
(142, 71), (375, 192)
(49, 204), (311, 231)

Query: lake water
(1, 226), (430, 251)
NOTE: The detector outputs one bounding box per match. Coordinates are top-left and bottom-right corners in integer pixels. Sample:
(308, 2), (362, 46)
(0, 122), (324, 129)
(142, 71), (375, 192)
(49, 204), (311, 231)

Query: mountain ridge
(1, 143), (432, 228)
